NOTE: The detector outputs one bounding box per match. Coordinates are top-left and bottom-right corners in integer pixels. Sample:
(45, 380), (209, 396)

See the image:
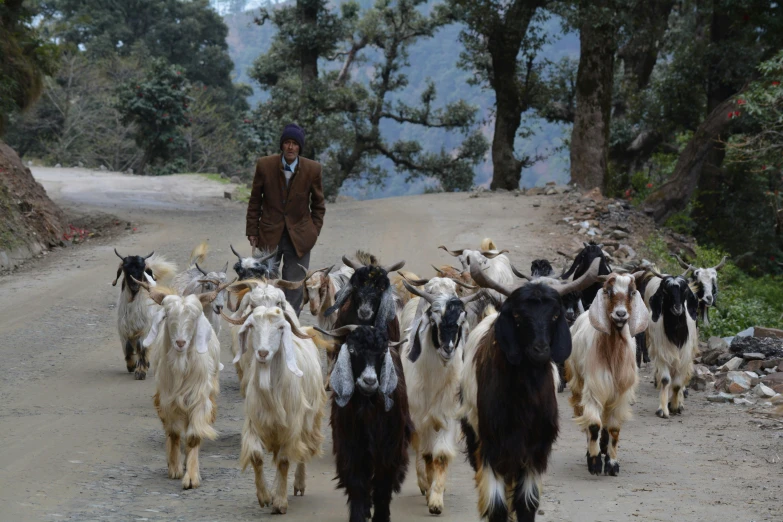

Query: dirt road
(1, 168), (780, 521)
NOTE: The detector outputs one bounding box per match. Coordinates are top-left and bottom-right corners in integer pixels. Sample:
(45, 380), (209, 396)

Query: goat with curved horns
(400, 279), (481, 515)
(459, 256), (601, 521)
(672, 254), (727, 327)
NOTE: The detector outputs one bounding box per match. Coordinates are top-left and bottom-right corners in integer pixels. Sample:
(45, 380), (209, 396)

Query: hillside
(222, 3), (578, 198)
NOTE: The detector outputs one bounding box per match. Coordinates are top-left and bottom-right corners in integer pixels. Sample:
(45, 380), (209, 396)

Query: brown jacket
(245, 154), (326, 257)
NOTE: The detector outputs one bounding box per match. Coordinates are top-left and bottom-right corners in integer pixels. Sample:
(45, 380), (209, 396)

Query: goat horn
(631, 270), (646, 281)
(510, 264), (532, 281)
(221, 310), (251, 326)
(460, 290), (484, 305)
(553, 258), (602, 297)
(114, 248), (124, 260)
(198, 278), (221, 286)
(402, 280), (436, 304)
(255, 248), (278, 262)
(131, 276), (168, 305)
(273, 277), (304, 290)
(672, 254), (694, 271)
(283, 311), (313, 339)
(383, 260), (406, 273)
(388, 339), (407, 349)
(649, 267), (668, 279)
(398, 271), (430, 286)
(711, 256), (728, 271)
(468, 255), (514, 297)
(342, 255), (363, 270)
(195, 262), (208, 276)
(451, 278), (476, 290)
(480, 249), (509, 259)
(439, 245), (464, 257)
(431, 264), (446, 275)
(230, 244), (242, 260)
(303, 264), (334, 282)
(143, 252), (154, 260)
(314, 325), (361, 338)
(198, 278), (236, 307)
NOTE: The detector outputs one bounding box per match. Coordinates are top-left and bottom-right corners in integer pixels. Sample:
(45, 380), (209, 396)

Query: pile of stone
(696, 328), (783, 406)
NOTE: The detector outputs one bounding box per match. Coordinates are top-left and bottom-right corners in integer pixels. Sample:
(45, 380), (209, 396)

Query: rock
(719, 357), (745, 372)
(730, 336), (783, 358)
(554, 185), (571, 194)
(733, 397), (755, 406)
(125, 168), (134, 174)
(745, 360), (765, 372)
(584, 187), (603, 201)
(77, 161), (84, 167)
(724, 371), (752, 394)
(611, 230), (629, 240)
(743, 352), (766, 360)
(545, 181), (556, 186)
(753, 383), (776, 398)
(526, 187), (546, 196)
(230, 176), (241, 184)
(771, 383), (783, 394)
(728, 382), (751, 394)
(532, 200), (541, 208)
(578, 221), (590, 229)
(55, 163), (61, 168)
(617, 244), (637, 259)
(708, 337), (729, 352)
(761, 372), (783, 385)
(27, 160), (33, 166)
(545, 187), (557, 195)
(223, 190), (233, 200)
(707, 392), (735, 403)
(99, 164), (107, 171)
(335, 195), (356, 203)
(754, 327), (783, 339)
(745, 371), (759, 379)
(694, 365), (714, 379)
(561, 216), (574, 223)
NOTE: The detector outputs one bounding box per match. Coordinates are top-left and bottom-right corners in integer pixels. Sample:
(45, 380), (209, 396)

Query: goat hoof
(257, 493), (272, 508)
(134, 369), (146, 380)
(655, 408), (669, 419)
(182, 473), (200, 489)
(294, 486), (305, 496)
(428, 504), (443, 515)
(168, 465), (184, 479)
(586, 452), (603, 475)
(603, 455), (620, 476)
(557, 381), (566, 393)
(668, 402), (683, 415)
(271, 503), (287, 515)
(683, 388), (689, 398)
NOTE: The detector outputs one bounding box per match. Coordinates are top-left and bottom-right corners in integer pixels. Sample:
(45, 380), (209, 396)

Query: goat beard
(256, 362), (272, 389)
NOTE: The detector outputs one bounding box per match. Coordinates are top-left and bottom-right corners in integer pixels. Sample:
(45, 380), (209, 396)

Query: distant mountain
(222, 3), (578, 199)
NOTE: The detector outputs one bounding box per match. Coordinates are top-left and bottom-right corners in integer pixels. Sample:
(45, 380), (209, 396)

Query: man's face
(282, 139), (300, 163)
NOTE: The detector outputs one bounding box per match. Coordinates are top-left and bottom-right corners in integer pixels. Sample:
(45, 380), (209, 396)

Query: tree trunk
(570, 3), (616, 191)
(489, 77), (523, 190)
(298, 0), (319, 85)
(642, 95), (739, 223)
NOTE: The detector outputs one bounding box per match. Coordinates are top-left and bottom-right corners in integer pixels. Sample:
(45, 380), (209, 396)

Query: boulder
(753, 383), (776, 398)
(761, 372), (783, 386)
(719, 357), (745, 372)
(730, 336), (783, 358)
(708, 337), (729, 352)
(742, 352), (765, 360)
(230, 176), (241, 184)
(707, 392), (735, 403)
(754, 327), (783, 339)
(733, 397), (755, 406)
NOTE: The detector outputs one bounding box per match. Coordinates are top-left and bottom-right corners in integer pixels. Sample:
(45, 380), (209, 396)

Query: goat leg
(604, 427), (621, 476)
(182, 435), (201, 489)
(656, 373), (671, 419)
(476, 464), (509, 522)
(428, 454), (449, 515)
(250, 453), (272, 508)
(586, 424), (603, 475)
(669, 379), (685, 415)
(371, 473), (394, 522)
(293, 462), (306, 496)
(134, 341), (149, 380)
(124, 339), (137, 373)
(511, 470), (540, 522)
(412, 433), (428, 496)
(271, 457), (290, 514)
(166, 432), (183, 479)
(345, 476), (371, 522)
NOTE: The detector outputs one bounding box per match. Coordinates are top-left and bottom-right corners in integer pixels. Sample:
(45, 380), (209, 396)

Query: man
(246, 123), (326, 315)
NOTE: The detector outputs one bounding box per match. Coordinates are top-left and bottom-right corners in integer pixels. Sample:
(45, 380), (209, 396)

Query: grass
(178, 172), (252, 203)
(640, 232), (783, 338)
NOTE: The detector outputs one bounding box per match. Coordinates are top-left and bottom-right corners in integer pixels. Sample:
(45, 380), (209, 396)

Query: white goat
(225, 279), (302, 396)
(222, 306), (326, 515)
(302, 264), (354, 330)
(137, 279), (229, 489)
(439, 238), (513, 305)
(112, 249), (177, 380)
(172, 241), (229, 336)
(400, 277), (478, 515)
(566, 273), (648, 477)
(672, 254), (728, 326)
(643, 271), (699, 419)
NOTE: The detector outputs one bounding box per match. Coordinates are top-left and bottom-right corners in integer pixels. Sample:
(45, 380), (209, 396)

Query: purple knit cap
(280, 123), (305, 151)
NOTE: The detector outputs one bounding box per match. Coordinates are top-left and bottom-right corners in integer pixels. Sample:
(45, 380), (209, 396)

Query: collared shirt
(282, 156), (299, 185)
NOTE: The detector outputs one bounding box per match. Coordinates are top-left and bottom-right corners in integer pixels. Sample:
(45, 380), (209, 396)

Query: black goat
(561, 241), (612, 308)
(459, 255), (600, 522)
(325, 251), (405, 342)
(316, 325), (413, 522)
(530, 259), (555, 278)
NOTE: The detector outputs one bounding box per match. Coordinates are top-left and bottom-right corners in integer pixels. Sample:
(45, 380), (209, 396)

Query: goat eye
(552, 314), (559, 322)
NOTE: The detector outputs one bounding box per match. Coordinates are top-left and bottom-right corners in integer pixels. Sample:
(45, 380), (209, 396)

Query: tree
(446, 0), (549, 190)
(250, 0), (487, 199)
(569, 0), (618, 191)
(116, 59), (192, 174)
(0, 0), (59, 135)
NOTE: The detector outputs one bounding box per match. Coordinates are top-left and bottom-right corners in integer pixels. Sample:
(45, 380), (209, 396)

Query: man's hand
(248, 236), (259, 248)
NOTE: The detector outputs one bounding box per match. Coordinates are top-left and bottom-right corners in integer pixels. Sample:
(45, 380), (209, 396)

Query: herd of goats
(110, 238), (727, 522)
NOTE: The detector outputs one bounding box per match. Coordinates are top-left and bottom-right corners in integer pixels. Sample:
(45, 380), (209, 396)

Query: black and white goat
(172, 242), (229, 336)
(399, 279), (480, 515)
(643, 269), (699, 419)
(567, 273), (648, 477)
(230, 244), (279, 281)
(112, 249), (176, 380)
(316, 325), (413, 522)
(560, 241), (612, 308)
(459, 256), (600, 522)
(673, 254), (727, 327)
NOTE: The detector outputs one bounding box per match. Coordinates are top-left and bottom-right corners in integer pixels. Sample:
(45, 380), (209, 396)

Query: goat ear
(628, 291), (649, 336)
(686, 290), (698, 321)
(233, 319), (253, 364)
(380, 348), (398, 412)
(112, 264), (123, 286)
(375, 285), (397, 330)
(406, 298), (428, 362)
(578, 299), (585, 314)
(281, 323), (304, 377)
(195, 315), (213, 354)
(649, 288), (664, 322)
(588, 289), (612, 334)
(145, 267), (156, 281)
(330, 344), (354, 407)
(326, 283), (352, 317)
(143, 309), (166, 348)
(551, 308), (572, 364)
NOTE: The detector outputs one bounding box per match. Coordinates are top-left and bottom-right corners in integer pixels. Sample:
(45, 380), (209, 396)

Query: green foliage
(0, 0), (60, 135)
(116, 59), (192, 173)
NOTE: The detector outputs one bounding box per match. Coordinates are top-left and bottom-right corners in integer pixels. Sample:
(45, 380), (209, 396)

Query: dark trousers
(277, 228), (309, 316)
